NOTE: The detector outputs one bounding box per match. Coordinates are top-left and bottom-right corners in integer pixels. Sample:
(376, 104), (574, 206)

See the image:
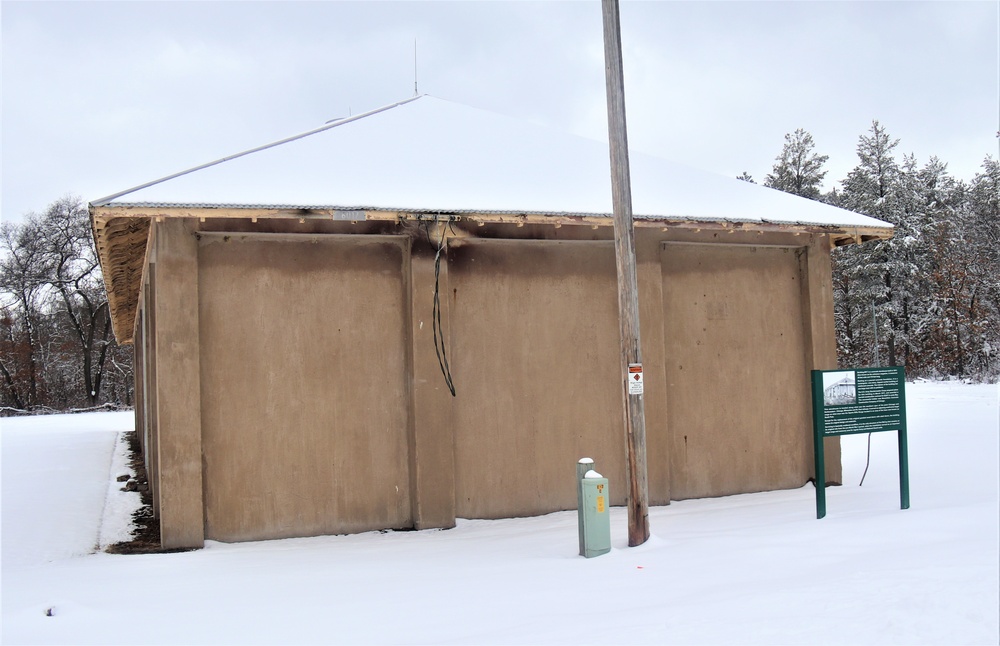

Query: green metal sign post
(811, 366), (910, 519)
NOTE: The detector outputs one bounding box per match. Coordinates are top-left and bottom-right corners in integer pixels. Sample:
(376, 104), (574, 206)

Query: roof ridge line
(90, 95), (424, 207)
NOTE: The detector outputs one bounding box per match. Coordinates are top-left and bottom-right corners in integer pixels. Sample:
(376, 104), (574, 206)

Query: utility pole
(601, 0), (650, 547)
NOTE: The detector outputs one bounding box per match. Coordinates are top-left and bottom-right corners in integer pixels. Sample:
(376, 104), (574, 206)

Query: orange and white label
(627, 363), (644, 395)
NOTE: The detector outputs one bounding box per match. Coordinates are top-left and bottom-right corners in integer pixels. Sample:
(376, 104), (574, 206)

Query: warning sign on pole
(627, 363), (643, 395)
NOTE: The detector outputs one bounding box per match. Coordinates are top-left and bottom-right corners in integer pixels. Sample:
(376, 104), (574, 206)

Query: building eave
(90, 203), (892, 345)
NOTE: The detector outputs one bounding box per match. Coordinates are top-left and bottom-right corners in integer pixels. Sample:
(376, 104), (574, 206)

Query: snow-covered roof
(93, 95), (890, 230)
(91, 95), (894, 344)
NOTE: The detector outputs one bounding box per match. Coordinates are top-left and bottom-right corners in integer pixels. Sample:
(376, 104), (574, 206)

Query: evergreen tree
(764, 128), (829, 199)
(764, 119), (997, 380)
(963, 157), (1000, 378)
(833, 121), (917, 369)
(839, 120), (901, 220)
(899, 156), (956, 375)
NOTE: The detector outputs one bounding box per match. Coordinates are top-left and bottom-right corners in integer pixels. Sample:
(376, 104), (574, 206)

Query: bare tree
(1, 195), (130, 412)
(0, 214), (49, 408)
(38, 196), (115, 406)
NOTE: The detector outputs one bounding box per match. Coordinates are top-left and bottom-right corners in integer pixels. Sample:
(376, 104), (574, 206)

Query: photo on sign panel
(822, 370), (857, 406)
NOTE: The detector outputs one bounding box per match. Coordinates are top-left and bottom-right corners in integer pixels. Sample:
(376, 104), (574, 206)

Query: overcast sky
(2, 1), (997, 222)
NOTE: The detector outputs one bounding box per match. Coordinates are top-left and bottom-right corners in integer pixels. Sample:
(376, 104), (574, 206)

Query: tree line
(744, 123), (999, 381)
(0, 197), (132, 413)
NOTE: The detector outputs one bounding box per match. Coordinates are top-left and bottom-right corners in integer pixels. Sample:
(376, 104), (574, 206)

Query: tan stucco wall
(405, 245), (458, 530)
(448, 240), (627, 517)
(197, 234), (412, 542)
(152, 220), (204, 549)
(661, 243), (812, 499)
(799, 235), (843, 484)
(133, 219), (841, 545)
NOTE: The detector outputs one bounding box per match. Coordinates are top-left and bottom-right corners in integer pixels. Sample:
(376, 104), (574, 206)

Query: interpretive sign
(810, 367), (910, 519)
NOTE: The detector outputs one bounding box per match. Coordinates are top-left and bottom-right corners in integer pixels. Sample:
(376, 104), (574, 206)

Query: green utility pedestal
(579, 469), (611, 558)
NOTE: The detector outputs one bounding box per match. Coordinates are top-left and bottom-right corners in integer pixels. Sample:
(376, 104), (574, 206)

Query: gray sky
(2, 1), (997, 223)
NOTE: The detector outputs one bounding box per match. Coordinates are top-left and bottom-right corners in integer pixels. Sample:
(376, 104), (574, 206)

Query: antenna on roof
(413, 38), (419, 96)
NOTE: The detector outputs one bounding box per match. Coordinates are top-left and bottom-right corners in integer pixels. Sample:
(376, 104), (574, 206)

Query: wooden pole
(601, 0), (650, 547)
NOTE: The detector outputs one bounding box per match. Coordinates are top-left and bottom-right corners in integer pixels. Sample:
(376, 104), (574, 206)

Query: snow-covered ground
(2, 382), (997, 645)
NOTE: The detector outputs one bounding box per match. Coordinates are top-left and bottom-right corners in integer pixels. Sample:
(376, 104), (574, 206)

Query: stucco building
(91, 96), (892, 548)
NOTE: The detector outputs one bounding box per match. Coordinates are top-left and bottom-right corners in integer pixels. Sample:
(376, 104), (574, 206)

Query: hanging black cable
(420, 215), (456, 397)
(859, 432), (873, 486)
(862, 304), (879, 485)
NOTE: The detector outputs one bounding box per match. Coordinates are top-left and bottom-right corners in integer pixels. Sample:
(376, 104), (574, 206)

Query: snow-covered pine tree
(839, 120), (901, 220)
(962, 157), (1000, 378)
(763, 128), (829, 199)
(833, 120), (923, 370)
(902, 156), (961, 375)
(761, 122), (994, 379)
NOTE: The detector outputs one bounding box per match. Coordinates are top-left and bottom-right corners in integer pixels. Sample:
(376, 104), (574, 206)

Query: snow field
(1, 383), (997, 645)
